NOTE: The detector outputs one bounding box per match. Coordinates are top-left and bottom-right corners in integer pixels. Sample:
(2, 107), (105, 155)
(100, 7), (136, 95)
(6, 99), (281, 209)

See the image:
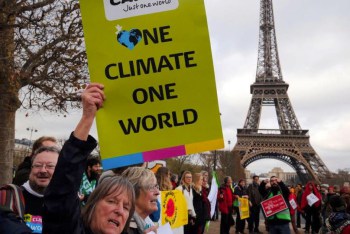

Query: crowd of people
(1, 84), (213, 234)
(1, 83), (349, 234)
(216, 176), (350, 234)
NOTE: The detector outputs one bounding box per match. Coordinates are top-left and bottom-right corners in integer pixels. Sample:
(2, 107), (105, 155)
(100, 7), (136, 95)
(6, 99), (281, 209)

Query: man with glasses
(13, 136), (57, 186)
(259, 176), (291, 234)
(21, 146), (60, 233)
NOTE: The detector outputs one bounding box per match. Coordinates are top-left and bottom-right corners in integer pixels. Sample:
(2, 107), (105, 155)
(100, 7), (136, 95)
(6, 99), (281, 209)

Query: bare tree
(0, 0), (87, 184)
(198, 152), (215, 172)
(217, 150), (233, 177)
(165, 154), (197, 176)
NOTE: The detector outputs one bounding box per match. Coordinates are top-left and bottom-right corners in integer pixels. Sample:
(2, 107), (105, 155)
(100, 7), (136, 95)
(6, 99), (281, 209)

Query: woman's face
(202, 173), (208, 185)
(183, 173), (192, 185)
(136, 177), (160, 219)
(196, 176), (203, 187)
(90, 189), (131, 234)
(239, 180), (246, 187)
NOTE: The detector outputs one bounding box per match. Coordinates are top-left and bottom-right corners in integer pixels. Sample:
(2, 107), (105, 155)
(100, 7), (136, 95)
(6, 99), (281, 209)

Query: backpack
(0, 184), (32, 233)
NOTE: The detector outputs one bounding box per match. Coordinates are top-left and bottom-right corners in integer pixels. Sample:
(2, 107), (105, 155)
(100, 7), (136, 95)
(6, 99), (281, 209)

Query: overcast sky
(15, 0), (350, 174)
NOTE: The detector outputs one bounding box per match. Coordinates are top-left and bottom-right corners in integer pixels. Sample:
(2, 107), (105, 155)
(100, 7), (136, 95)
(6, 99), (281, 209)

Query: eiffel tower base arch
(232, 131), (332, 184)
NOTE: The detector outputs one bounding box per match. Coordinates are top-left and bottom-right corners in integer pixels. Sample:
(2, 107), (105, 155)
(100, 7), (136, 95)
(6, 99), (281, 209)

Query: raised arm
(43, 83), (105, 234)
(74, 83), (105, 140)
(259, 180), (268, 197)
(277, 179), (290, 200)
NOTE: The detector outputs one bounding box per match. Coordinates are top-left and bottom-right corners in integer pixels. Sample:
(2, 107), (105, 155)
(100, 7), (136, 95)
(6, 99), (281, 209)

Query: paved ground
(206, 219), (304, 234)
(207, 219), (269, 234)
(206, 212), (306, 233)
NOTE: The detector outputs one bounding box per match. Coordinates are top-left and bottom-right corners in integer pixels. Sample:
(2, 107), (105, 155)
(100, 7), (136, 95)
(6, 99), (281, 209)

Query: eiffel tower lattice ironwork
(232, 0), (331, 184)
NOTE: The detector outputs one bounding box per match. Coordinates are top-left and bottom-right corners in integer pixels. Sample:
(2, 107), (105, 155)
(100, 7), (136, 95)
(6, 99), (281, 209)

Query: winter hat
(329, 195), (346, 212)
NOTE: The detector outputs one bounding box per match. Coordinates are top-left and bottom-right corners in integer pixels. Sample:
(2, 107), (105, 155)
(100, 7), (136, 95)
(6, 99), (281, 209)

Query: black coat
(259, 180), (291, 225)
(193, 188), (210, 225)
(42, 133), (97, 234)
(13, 156), (32, 186)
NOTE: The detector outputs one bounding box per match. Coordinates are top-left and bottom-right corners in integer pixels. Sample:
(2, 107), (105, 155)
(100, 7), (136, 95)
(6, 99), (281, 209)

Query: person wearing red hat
(300, 181), (322, 234)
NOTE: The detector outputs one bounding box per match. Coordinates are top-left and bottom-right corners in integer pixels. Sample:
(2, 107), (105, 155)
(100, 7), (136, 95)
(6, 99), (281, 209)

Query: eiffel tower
(232, 0), (332, 184)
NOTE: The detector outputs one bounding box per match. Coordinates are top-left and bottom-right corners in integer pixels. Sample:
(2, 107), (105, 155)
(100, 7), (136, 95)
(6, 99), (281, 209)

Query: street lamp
(26, 127), (38, 145)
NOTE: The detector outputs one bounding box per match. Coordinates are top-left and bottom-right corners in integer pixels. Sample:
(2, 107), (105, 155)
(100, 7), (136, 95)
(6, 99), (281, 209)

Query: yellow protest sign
(161, 190), (188, 229)
(238, 197), (250, 219)
(79, 0), (223, 169)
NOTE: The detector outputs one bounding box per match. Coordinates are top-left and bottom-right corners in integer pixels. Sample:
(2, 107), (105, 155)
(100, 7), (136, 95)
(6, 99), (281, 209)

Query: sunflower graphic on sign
(161, 190), (188, 228)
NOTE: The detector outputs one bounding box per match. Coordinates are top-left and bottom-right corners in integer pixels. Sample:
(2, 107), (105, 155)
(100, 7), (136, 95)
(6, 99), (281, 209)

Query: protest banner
(261, 194), (288, 218)
(306, 193), (319, 207)
(79, 0), (223, 169)
(161, 190), (188, 229)
(289, 198), (297, 210)
(238, 197), (250, 219)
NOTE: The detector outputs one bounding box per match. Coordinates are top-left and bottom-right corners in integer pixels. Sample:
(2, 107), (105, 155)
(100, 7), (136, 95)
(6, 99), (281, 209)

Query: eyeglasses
(144, 184), (160, 192)
(32, 163), (56, 170)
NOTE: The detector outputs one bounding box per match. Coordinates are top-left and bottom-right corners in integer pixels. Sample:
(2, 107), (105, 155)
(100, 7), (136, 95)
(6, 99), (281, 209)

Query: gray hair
(121, 167), (155, 199)
(82, 176), (135, 232)
(31, 146), (60, 163)
(201, 171), (209, 176)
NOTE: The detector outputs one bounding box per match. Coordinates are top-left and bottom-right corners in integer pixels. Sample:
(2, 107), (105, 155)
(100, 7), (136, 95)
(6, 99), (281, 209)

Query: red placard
(261, 194), (288, 217)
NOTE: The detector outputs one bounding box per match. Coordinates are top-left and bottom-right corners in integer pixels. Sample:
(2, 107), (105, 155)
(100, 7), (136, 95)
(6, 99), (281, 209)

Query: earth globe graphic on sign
(117, 28), (142, 50)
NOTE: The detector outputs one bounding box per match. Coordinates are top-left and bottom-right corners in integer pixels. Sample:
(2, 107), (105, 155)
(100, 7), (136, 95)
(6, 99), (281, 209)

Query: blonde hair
(121, 167), (156, 198)
(180, 171), (192, 186)
(155, 167), (173, 191)
(192, 173), (203, 192)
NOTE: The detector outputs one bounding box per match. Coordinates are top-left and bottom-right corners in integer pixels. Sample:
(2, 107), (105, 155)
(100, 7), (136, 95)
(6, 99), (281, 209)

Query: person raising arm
(43, 83), (135, 234)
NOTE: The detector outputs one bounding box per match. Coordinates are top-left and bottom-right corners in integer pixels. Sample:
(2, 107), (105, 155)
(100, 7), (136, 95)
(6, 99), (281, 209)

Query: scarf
(79, 172), (97, 196)
(129, 212), (154, 233)
(22, 181), (43, 197)
(326, 212), (350, 234)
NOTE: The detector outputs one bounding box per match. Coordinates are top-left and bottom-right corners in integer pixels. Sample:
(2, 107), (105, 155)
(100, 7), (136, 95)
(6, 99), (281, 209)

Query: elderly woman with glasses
(42, 83), (135, 234)
(122, 167), (160, 234)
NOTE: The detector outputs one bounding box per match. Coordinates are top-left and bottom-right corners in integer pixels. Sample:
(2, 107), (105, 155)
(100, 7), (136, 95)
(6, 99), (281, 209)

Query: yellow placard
(238, 197), (250, 219)
(161, 190), (188, 229)
(79, 0), (223, 169)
